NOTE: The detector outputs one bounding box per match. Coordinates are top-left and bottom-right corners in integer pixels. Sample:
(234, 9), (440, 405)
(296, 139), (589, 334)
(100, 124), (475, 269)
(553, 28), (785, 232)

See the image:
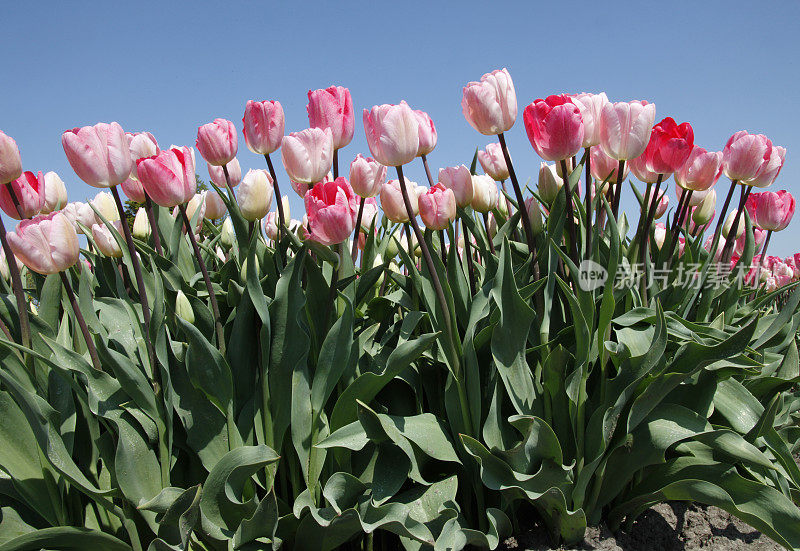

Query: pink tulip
(418, 183), (456, 230)
(746, 146), (785, 188)
(201, 190), (226, 221)
(381, 179), (419, 223)
(523, 94), (585, 161)
(538, 162), (564, 205)
(438, 165), (473, 208)
(590, 146), (629, 183)
(643, 117), (694, 175)
(648, 190), (669, 219)
(359, 197), (379, 231)
(196, 118), (238, 167)
(748, 190), (795, 231)
(675, 147), (723, 191)
(722, 131), (773, 182)
(281, 127), (334, 185)
(7, 212), (79, 274)
(62, 201), (96, 234)
(349, 154), (386, 198)
(461, 68), (517, 135)
(136, 147), (197, 208)
(471, 175), (499, 213)
(208, 158), (242, 188)
(304, 177), (357, 246)
(628, 153), (660, 184)
(126, 131), (159, 181)
(120, 174), (147, 202)
(478, 143), (509, 181)
(363, 102), (419, 167)
(62, 122), (133, 188)
(414, 110), (437, 157)
(91, 221), (123, 258)
(571, 92), (609, 147)
(599, 101), (656, 160)
(0, 130), (23, 185)
(307, 86), (355, 151)
(243, 100), (285, 155)
(0, 171), (45, 219)
(263, 212), (279, 241)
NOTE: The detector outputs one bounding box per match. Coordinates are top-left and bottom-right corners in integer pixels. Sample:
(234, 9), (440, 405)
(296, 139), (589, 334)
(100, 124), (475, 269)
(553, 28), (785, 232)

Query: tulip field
(1, 69), (800, 550)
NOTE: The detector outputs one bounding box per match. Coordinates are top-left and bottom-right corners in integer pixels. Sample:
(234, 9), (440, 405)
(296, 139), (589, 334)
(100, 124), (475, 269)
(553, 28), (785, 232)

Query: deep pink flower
(136, 147), (197, 207)
(307, 86), (355, 150)
(243, 100), (285, 155)
(304, 177), (358, 246)
(644, 117), (694, 175)
(418, 183), (456, 230)
(523, 94), (584, 161)
(62, 122), (133, 188)
(0, 171), (45, 219)
(196, 118), (238, 167)
(747, 190), (795, 231)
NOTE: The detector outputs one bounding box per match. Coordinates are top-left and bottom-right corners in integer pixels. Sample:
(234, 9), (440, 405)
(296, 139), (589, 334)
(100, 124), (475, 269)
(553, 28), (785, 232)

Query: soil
(498, 501), (783, 551)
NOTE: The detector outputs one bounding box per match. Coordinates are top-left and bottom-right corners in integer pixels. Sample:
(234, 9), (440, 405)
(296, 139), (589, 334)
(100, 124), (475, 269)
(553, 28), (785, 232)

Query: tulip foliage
(1, 79), (800, 551)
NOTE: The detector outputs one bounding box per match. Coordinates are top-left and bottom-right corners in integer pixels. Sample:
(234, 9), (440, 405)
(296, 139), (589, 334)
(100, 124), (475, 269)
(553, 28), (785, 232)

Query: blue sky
(3, 0), (798, 254)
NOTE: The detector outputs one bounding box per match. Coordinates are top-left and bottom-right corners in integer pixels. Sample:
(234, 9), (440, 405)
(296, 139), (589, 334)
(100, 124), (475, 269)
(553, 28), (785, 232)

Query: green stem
(59, 272), (101, 371)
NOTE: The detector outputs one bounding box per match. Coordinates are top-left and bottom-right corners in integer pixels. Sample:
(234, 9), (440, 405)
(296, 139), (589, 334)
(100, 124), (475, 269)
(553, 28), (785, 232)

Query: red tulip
(523, 94), (584, 161)
(196, 118), (238, 167)
(243, 100), (285, 155)
(644, 117), (694, 175)
(307, 86), (355, 150)
(62, 122), (133, 188)
(304, 177), (357, 246)
(136, 147), (197, 207)
(0, 130), (23, 185)
(0, 171), (45, 219)
(418, 183), (456, 230)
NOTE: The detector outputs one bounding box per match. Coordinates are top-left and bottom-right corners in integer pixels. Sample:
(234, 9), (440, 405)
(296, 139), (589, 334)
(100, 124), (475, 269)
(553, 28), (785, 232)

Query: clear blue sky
(3, 0), (798, 255)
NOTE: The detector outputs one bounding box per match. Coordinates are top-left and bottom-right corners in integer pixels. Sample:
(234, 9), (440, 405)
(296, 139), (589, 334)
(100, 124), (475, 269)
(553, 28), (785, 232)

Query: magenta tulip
(0, 171), (45, 219)
(307, 86), (355, 151)
(438, 165), (473, 208)
(643, 117), (694, 175)
(281, 127), (334, 185)
(722, 131), (773, 182)
(675, 147), (723, 191)
(478, 143), (509, 181)
(0, 130), (23, 185)
(196, 118), (238, 167)
(599, 101), (656, 160)
(461, 68), (517, 135)
(7, 212), (79, 274)
(243, 100), (285, 155)
(363, 102), (420, 167)
(419, 183), (456, 230)
(304, 177), (357, 246)
(349, 154), (386, 198)
(523, 94), (585, 161)
(414, 110), (437, 157)
(62, 122), (133, 188)
(136, 147), (197, 208)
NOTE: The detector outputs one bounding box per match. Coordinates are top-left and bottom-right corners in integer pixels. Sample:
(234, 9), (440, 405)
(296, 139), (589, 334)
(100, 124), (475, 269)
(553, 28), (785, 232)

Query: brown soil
(498, 502), (783, 551)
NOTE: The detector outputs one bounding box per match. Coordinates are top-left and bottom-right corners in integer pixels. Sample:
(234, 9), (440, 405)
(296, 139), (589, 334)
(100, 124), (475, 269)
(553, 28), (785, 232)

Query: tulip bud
(203, 190), (227, 220)
(220, 218), (235, 248)
(0, 130), (23, 185)
(722, 210), (745, 239)
(414, 110), (437, 157)
(208, 158), (242, 189)
(41, 171), (68, 214)
(653, 223), (667, 249)
(196, 118), (238, 167)
(307, 86), (355, 150)
(215, 246), (226, 263)
(281, 128), (334, 185)
(418, 183), (456, 230)
(359, 197), (379, 231)
(243, 100), (285, 155)
(648, 191), (669, 219)
(91, 191), (120, 223)
(692, 189), (716, 226)
(263, 211), (279, 241)
(241, 256), (260, 281)
(537, 163), (563, 205)
(438, 165), (473, 208)
(175, 291), (194, 324)
(62, 201), (96, 234)
(349, 154), (386, 198)
(470, 175), (498, 213)
(62, 122), (133, 188)
(571, 92), (609, 147)
(7, 212), (80, 274)
(381, 179), (419, 223)
(477, 143), (509, 181)
(132, 207), (151, 239)
(238, 169), (274, 221)
(0, 248), (21, 281)
(92, 222), (123, 258)
(524, 196), (544, 236)
(461, 68), (517, 135)
(277, 195), (291, 221)
(184, 194), (206, 234)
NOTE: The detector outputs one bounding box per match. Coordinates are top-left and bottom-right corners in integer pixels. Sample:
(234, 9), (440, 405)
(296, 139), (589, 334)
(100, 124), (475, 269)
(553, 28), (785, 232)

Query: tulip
(62, 201), (97, 234)
(653, 223), (667, 249)
(120, 176), (146, 203)
(749, 190), (795, 232)
(524, 196), (544, 236)
(0, 171), (45, 219)
(722, 131), (773, 182)
(91, 191), (120, 223)
(643, 118), (694, 175)
(281, 127), (334, 185)
(349, 154), (386, 198)
(0, 247), (22, 281)
(523, 95), (585, 161)
(414, 110), (437, 157)
(746, 146), (786, 188)
(203, 190), (227, 220)
(62, 122), (133, 188)
(363, 102), (420, 167)
(136, 147), (197, 208)
(208, 158), (242, 188)
(438, 165), (473, 208)
(599, 101), (656, 161)
(590, 146), (629, 184)
(263, 211), (279, 241)
(7, 212), (79, 274)
(304, 177), (357, 246)
(0, 130), (22, 185)
(243, 100), (285, 155)
(359, 197), (379, 231)
(649, 190), (669, 219)
(629, 153), (661, 184)
(381, 179), (420, 223)
(571, 92), (609, 147)
(183, 194), (207, 234)
(307, 86), (355, 151)
(722, 210), (745, 239)
(92, 221), (124, 258)
(196, 118), (238, 167)
(692, 189), (716, 226)
(220, 218), (235, 248)
(238, 169), (274, 221)
(675, 147), (723, 191)
(418, 183), (456, 230)
(538, 163), (563, 205)
(175, 290), (194, 324)
(471, 175), (498, 213)
(461, 68), (517, 135)
(127, 132), (159, 179)
(477, 143), (509, 182)
(132, 207), (151, 239)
